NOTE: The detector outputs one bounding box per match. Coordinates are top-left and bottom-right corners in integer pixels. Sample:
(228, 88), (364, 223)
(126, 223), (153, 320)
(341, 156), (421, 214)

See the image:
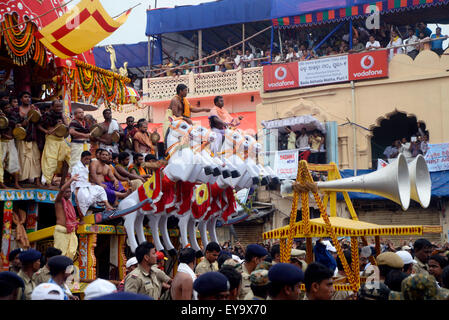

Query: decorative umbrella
(126, 86), (140, 104)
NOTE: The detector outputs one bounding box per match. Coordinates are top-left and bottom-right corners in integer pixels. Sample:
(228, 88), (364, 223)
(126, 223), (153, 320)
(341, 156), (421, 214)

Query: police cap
(193, 272), (230, 296)
(268, 263), (304, 285)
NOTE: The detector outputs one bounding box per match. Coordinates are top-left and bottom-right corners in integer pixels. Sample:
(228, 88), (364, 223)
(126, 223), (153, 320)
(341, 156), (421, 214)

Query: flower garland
(61, 61), (131, 109)
(1, 14), (46, 67)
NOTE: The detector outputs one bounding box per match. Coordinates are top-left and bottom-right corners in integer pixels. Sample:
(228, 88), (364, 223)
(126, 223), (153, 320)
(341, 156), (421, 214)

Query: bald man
(69, 108), (91, 170)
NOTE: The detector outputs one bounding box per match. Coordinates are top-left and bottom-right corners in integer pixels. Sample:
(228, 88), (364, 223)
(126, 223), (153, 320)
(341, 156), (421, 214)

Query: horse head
(167, 116), (192, 141)
(223, 128), (245, 153)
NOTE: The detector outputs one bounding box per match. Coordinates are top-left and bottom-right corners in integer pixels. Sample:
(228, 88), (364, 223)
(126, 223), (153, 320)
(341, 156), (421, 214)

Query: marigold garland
(61, 61), (131, 109)
(1, 14), (46, 67)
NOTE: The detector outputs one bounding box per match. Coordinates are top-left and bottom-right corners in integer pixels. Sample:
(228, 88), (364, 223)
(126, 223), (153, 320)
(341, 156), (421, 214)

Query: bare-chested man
(168, 84), (210, 125)
(89, 149), (130, 206)
(53, 174), (83, 260)
(96, 109), (123, 154)
(170, 248), (197, 300)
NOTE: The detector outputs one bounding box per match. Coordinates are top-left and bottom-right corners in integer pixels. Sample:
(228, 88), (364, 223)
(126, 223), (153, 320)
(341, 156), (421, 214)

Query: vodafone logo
(274, 66), (287, 81)
(360, 55), (375, 70)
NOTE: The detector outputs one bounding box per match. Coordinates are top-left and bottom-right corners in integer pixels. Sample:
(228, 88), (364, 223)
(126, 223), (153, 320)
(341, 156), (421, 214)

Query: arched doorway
(370, 111), (427, 167)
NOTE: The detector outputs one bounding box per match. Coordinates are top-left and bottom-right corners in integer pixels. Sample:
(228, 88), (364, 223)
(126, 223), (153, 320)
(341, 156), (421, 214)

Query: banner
(348, 50), (388, 81)
(377, 158), (388, 170)
(423, 143), (449, 172)
(273, 149), (299, 179)
(263, 61), (299, 91)
(298, 55), (348, 87)
(263, 51), (389, 92)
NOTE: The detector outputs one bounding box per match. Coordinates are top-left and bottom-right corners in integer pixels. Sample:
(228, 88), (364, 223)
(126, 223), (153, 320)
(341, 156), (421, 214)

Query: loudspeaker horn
(316, 154), (411, 210)
(408, 154), (431, 208)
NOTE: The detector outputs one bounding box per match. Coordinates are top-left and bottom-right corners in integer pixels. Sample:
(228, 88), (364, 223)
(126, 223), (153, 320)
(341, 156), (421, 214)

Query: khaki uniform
(195, 258), (218, 276)
(238, 263), (251, 300)
(32, 265), (51, 285)
(124, 264), (162, 299)
(151, 265), (171, 283)
(17, 270), (36, 300)
(412, 257), (429, 276)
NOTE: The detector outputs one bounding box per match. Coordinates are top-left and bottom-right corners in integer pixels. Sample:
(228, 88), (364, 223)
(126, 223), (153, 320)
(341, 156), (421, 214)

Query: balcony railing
(142, 67), (263, 102)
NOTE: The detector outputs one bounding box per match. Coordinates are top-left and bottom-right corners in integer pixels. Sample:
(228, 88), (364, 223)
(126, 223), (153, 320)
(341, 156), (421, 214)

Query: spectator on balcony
(295, 128), (311, 162)
(404, 28), (420, 59)
(420, 134), (429, 156)
(234, 50), (243, 69)
(349, 37), (365, 53)
(318, 132), (326, 164)
(366, 35), (381, 51)
(285, 126), (296, 150)
(387, 30), (404, 60)
(410, 136), (421, 157)
(431, 27), (447, 56)
(415, 22), (432, 38)
(243, 49), (255, 68)
(308, 130), (323, 164)
(399, 137), (413, 159)
(254, 48), (263, 66)
(285, 47), (299, 62)
(383, 140), (400, 160)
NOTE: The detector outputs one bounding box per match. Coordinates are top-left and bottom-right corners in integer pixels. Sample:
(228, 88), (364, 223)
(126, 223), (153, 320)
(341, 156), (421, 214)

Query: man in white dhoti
(0, 101), (21, 189)
(97, 109), (121, 155)
(71, 150), (114, 216)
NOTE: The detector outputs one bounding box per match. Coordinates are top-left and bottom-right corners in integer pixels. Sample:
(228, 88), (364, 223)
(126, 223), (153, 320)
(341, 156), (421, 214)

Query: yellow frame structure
(264, 161), (442, 293)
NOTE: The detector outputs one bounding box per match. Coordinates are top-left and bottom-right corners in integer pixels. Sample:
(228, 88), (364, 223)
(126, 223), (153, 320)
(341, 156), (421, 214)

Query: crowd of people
(2, 236), (449, 300)
(280, 127), (326, 164)
(383, 123), (430, 161)
(151, 22), (447, 78)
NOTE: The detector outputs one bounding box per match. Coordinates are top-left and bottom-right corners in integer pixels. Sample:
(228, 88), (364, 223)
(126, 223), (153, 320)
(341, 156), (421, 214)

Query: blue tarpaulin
(271, 0), (356, 20)
(146, 0), (272, 35)
(93, 40), (162, 70)
(338, 169), (449, 200)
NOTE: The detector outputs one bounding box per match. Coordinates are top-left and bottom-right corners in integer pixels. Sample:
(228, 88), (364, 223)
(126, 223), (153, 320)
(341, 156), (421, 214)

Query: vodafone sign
(348, 50), (388, 81)
(263, 62), (299, 91)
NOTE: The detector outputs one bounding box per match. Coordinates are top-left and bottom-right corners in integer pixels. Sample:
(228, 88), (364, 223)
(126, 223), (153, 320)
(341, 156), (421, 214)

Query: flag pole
(112, 3), (142, 19)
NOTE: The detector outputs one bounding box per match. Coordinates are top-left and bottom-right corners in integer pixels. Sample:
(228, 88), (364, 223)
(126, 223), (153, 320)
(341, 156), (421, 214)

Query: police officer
(124, 242), (162, 299)
(0, 271), (25, 300)
(195, 242), (221, 276)
(33, 247), (62, 285)
(238, 244), (268, 300)
(291, 249), (308, 271)
(247, 269), (270, 300)
(47, 255), (77, 300)
(267, 263), (304, 300)
(376, 252), (404, 282)
(8, 248), (23, 273)
(17, 249), (41, 300)
(193, 271), (230, 300)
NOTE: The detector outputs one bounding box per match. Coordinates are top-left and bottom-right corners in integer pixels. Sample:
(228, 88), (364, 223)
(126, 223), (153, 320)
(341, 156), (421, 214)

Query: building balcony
(142, 67), (263, 103)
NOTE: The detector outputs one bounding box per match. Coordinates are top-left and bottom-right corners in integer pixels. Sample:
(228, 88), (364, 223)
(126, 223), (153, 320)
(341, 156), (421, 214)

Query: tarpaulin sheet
(146, 0), (272, 35)
(93, 39), (162, 69)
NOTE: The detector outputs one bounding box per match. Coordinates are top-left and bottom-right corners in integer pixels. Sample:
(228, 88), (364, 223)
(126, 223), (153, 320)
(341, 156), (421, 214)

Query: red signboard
(263, 62), (299, 91)
(348, 50), (388, 81)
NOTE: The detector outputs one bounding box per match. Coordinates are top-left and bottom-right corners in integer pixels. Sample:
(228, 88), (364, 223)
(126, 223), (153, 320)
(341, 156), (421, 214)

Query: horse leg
(187, 217), (201, 252)
(123, 212), (138, 253)
(178, 214), (190, 249)
(148, 214), (164, 252)
(198, 220), (209, 249)
(134, 210), (146, 244)
(206, 216), (219, 244)
(159, 214), (176, 256)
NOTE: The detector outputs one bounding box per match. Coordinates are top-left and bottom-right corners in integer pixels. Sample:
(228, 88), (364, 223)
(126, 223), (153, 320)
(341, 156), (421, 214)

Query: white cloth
(286, 52), (299, 61)
(366, 41), (381, 50)
(211, 127), (224, 154)
(400, 142), (412, 158)
(0, 139), (20, 173)
(177, 262), (198, 300)
(71, 161), (108, 215)
(387, 38), (404, 60)
(100, 119), (120, 154)
(295, 134), (310, 151)
(84, 279), (117, 300)
(234, 55), (241, 68)
(244, 53), (255, 67)
(404, 35), (419, 53)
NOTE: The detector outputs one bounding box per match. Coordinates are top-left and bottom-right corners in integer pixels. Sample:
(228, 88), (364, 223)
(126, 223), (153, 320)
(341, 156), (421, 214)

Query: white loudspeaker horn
(316, 154), (411, 210)
(408, 154), (431, 208)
